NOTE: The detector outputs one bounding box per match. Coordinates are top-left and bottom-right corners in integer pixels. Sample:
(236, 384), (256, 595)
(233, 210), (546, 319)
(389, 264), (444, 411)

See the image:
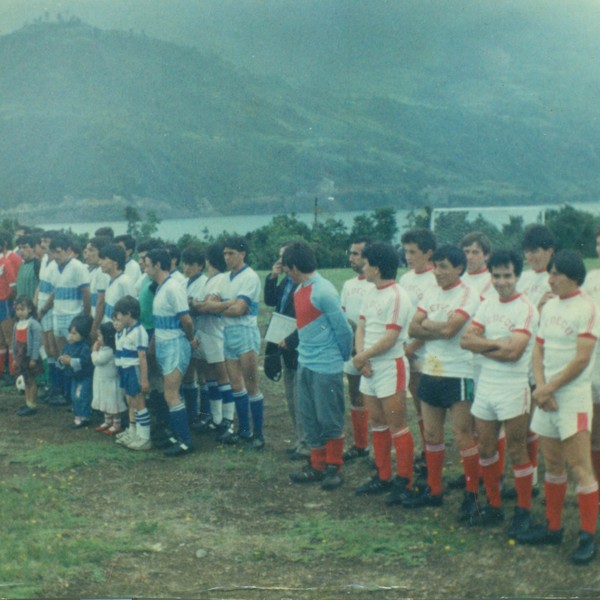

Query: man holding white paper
(264, 243), (307, 459)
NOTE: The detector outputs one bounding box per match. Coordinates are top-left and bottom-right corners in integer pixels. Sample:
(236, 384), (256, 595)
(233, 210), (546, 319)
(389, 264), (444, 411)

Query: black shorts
(418, 374), (474, 409)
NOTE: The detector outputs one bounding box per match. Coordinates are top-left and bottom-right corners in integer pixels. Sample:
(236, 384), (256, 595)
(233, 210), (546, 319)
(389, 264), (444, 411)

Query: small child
(92, 321), (127, 434)
(112, 295), (151, 451)
(12, 296), (43, 417)
(58, 315), (94, 428)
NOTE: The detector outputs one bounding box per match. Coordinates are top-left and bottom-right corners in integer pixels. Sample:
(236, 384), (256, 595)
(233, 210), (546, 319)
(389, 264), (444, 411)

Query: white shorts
(343, 358), (361, 377)
(531, 387), (593, 440)
(195, 330), (225, 364)
(359, 357), (409, 399)
(471, 378), (530, 422)
(224, 325), (260, 359)
(40, 309), (54, 333)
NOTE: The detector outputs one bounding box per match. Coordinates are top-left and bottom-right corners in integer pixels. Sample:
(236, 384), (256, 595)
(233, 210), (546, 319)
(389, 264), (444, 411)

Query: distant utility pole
(313, 197), (318, 228)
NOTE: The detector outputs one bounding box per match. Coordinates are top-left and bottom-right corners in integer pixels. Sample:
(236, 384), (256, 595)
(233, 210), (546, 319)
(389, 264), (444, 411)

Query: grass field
(1, 266), (600, 598)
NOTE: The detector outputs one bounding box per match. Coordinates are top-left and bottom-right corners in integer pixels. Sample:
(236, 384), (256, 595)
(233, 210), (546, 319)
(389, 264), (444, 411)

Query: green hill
(1, 18), (599, 221)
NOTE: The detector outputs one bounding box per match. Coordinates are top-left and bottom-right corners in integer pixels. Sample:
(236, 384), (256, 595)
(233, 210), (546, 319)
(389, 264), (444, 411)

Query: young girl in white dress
(92, 321), (127, 434)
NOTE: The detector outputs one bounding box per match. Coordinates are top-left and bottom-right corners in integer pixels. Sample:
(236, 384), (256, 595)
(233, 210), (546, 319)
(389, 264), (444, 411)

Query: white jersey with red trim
(537, 291), (599, 391)
(472, 293), (538, 380)
(418, 280), (479, 378)
(462, 269), (498, 301)
(399, 267), (437, 362)
(341, 275), (373, 326)
(517, 269), (550, 308)
(583, 269), (600, 368)
(399, 267), (437, 307)
(359, 282), (413, 362)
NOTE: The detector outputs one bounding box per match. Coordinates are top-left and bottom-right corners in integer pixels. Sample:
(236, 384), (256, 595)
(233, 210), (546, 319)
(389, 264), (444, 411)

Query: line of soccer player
(2, 222), (599, 565)
(279, 225), (599, 567)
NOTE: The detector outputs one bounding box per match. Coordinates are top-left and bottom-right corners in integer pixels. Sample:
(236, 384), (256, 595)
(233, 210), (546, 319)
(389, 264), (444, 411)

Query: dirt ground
(2, 381), (600, 600)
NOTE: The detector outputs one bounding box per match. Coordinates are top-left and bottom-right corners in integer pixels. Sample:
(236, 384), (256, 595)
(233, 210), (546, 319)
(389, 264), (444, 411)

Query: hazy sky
(2, 0), (600, 101)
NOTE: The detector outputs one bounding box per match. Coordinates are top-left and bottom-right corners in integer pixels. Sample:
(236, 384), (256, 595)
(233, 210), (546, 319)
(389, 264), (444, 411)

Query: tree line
(2, 203), (598, 270)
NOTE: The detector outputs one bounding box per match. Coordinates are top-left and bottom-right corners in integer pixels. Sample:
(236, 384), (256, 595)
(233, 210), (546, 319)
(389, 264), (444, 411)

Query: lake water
(39, 204), (598, 243)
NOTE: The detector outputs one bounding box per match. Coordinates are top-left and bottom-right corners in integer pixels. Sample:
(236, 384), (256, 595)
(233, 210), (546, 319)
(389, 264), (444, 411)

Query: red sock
(372, 427), (392, 481)
(591, 450), (600, 486)
(392, 427), (414, 486)
(425, 443), (445, 495)
(545, 474), (568, 531)
(527, 431), (539, 468)
(461, 445), (480, 494)
(513, 462), (534, 510)
(310, 447), (326, 472)
(497, 430), (506, 475)
(351, 407), (369, 450)
(325, 437), (344, 468)
(577, 483), (599, 535)
(480, 453), (501, 508)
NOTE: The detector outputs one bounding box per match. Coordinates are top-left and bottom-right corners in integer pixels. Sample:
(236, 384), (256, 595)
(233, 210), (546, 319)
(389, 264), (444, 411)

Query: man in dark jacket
(264, 242), (308, 459)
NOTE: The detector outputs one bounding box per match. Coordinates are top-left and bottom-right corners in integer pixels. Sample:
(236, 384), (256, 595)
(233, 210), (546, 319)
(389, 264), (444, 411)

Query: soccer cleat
(516, 522), (564, 546)
(507, 507), (532, 538)
(355, 475), (392, 496)
(71, 419), (90, 429)
(321, 465), (344, 490)
(220, 429), (252, 446)
(116, 428), (137, 445)
(402, 486), (444, 509)
(457, 492), (481, 522)
(342, 445), (370, 462)
(163, 440), (193, 457)
(468, 504), (504, 527)
(215, 418), (234, 442)
(245, 434), (265, 451)
(571, 531), (596, 565)
(17, 406), (37, 417)
(290, 465), (324, 484)
(125, 436), (152, 451)
(191, 415), (213, 434)
(386, 477), (411, 506)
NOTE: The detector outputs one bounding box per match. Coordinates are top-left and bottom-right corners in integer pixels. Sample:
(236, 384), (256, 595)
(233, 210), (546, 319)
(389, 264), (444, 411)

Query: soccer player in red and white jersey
(460, 231), (497, 301)
(517, 250), (598, 565)
(517, 224), (555, 311)
(460, 249), (538, 535)
(352, 242), (415, 505)
(582, 227), (600, 488)
(0, 231), (22, 382)
(340, 237), (374, 461)
(513, 224), (557, 496)
(399, 228), (437, 467)
(402, 245), (481, 522)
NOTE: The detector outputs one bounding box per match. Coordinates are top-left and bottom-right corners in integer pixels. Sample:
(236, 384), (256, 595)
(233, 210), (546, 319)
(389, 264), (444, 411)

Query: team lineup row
(275, 225), (599, 569)
(2, 223), (599, 567)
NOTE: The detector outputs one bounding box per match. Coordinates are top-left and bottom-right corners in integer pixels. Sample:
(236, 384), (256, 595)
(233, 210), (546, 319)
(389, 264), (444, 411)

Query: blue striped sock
(169, 402), (191, 445)
(249, 393), (264, 436)
(233, 390), (251, 436)
(208, 380), (222, 423)
(135, 408), (151, 440)
(199, 383), (210, 417)
(182, 383), (199, 419)
(219, 383), (235, 421)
